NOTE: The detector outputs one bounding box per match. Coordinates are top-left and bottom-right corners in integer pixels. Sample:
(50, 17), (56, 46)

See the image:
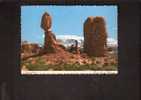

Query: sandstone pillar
(84, 16), (107, 57)
(41, 12), (57, 53)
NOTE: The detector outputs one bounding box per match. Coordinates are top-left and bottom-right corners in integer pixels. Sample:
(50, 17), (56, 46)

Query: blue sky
(21, 6), (117, 44)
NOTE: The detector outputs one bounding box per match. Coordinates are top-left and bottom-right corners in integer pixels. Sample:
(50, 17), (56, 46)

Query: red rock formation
(41, 12), (52, 32)
(84, 16), (94, 55)
(93, 16), (107, 56)
(41, 12), (58, 53)
(21, 43), (40, 54)
(41, 12), (66, 53)
(69, 40), (80, 54)
(43, 31), (58, 53)
(84, 16), (107, 57)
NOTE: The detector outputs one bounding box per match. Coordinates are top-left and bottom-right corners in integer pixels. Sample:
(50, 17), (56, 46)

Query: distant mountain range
(56, 35), (118, 48)
(22, 34), (118, 48)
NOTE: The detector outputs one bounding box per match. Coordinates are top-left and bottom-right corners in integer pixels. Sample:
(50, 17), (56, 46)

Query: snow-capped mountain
(56, 35), (84, 48)
(107, 38), (118, 48)
(56, 35), (118, 48)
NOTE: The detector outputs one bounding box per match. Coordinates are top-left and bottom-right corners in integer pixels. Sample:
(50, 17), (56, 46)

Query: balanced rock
(41, 12), (52, 32)
(41, 12), (66, 53)
(41, 12), (58, 53)
(84, 16), (107, 57)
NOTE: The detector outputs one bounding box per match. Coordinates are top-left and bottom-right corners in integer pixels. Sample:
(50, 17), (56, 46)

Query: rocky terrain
(21, 47), (117, 71)
(21, 12), (118, 71)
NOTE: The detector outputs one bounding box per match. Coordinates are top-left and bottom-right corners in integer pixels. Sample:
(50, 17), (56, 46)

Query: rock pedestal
(84, 16), (107, 57)
(44, 31), (57, 53)
(41, 12), (58, 53)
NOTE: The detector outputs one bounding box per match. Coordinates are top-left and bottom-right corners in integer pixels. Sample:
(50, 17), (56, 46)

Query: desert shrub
(21, 58), (117, 71)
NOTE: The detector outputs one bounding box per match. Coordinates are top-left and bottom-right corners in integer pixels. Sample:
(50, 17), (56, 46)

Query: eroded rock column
(84, 16), (107, 57)
(41, 12), (57, 53)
